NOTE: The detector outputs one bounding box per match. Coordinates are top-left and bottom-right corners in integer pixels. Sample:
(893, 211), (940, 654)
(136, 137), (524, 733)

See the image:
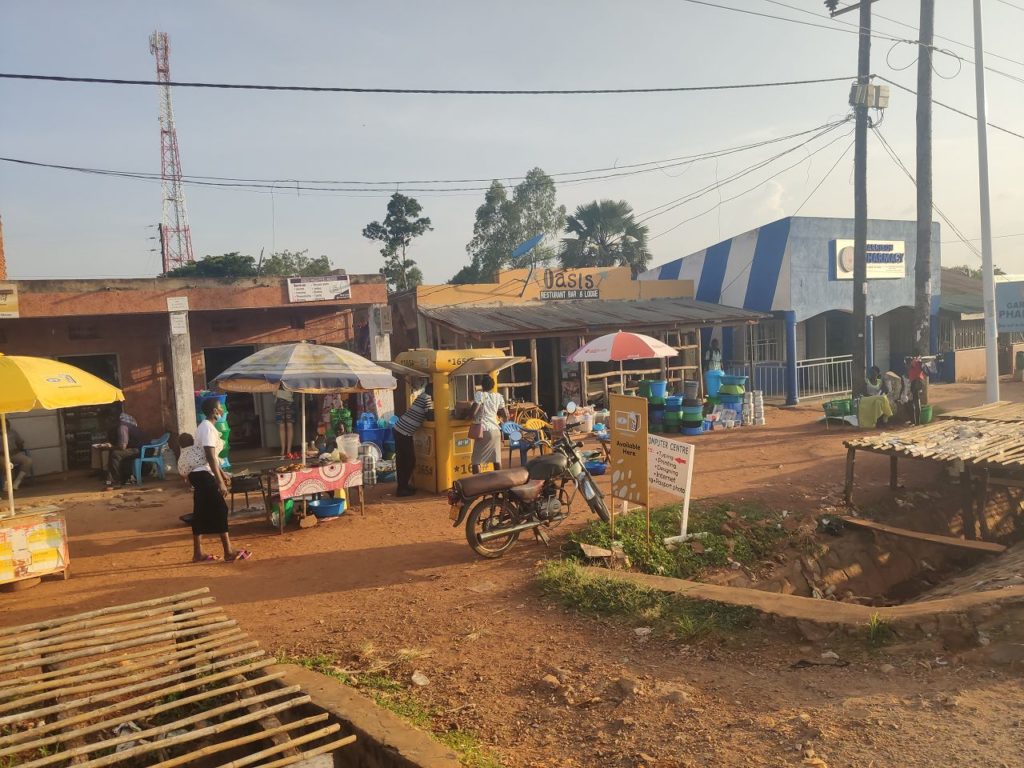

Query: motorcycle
(447, 435), (610, 558)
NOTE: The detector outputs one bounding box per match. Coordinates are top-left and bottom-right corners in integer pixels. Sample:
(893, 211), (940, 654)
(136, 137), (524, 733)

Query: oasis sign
(538, 269), (600, 300)
(833, 239), (906, 279)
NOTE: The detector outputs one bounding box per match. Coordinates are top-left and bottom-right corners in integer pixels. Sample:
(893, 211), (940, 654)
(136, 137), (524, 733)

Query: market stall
(212, 342), (396, 531)
(0, 353), (124, 588)
(385, 349), (525, 493)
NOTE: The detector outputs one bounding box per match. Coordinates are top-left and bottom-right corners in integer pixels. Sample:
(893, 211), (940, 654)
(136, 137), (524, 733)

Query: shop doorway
(57, 354), (121, 470)
(203, 346), (261, 449)
(536, 338), (561, 416)
(825, 311), (853, 358)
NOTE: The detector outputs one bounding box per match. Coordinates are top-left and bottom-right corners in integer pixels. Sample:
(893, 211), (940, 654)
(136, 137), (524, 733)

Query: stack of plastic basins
(664, 395), (683, 433)
(718, 375), (747, 422)
(647, 380), (667, 433)
(681, 386), (704, 436)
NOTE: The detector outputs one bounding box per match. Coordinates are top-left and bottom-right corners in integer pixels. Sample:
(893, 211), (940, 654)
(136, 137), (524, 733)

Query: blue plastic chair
(500, 421), (544, 467)
(133, 433), (170, 485)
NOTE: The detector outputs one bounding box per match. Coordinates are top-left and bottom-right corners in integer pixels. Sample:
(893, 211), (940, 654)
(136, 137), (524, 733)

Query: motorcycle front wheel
(578, 476), (611, 523)
(465, 497), (521, 558)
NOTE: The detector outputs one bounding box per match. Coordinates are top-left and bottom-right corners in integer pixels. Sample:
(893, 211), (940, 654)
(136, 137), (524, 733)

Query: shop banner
(996, 281), (1024, 333)
(833, 240), (906, 279)
(287, 274), (352, 303)
(648, 436), (695, 538)
(609, 393), (649, 506)
(0, 283), (19, 318)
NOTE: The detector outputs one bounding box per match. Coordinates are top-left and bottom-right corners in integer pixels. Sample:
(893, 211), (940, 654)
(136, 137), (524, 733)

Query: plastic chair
(133, 433), (170, 485)
(500, 421), (544, 466)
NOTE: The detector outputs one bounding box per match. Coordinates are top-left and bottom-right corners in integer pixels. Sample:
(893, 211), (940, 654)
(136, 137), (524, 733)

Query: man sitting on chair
(4, 426), (33, 491)
(106, 406), (147, 488)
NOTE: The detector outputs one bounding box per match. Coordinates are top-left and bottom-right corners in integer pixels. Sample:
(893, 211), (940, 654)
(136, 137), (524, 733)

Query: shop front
(390, 266), (763, 416)
(640, 216), (943, 403)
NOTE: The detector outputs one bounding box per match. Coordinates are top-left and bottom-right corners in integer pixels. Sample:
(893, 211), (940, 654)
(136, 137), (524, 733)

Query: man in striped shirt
(394, 383), (434, 496)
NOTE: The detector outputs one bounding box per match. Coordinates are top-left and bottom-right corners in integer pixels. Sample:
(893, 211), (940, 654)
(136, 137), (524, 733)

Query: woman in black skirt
(179, 399), (251, 562)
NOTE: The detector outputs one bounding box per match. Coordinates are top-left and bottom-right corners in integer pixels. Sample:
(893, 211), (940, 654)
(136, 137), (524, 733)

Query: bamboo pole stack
(0, 589), (355, 767)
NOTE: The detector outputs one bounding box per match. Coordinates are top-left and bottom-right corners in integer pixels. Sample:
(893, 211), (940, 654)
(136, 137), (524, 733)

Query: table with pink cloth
(267, 460), (364, 533)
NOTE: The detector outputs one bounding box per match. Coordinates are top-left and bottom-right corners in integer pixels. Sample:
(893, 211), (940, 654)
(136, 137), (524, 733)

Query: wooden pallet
(838, 516), (1006, 554)
(0, 589), (354, 767)
(940, 401), (1024, 423)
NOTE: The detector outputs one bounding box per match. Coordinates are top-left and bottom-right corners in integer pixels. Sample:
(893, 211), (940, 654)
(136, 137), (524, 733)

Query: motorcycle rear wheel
(466, 497), (520, 558)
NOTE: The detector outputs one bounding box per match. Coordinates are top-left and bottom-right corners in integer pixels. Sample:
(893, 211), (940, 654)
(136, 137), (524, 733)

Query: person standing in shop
(393, 382), (433, 497)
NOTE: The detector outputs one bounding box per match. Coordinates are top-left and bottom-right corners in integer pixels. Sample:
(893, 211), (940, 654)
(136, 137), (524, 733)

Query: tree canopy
(452, 168), (566, 284)
(163, 249), (333, 278)
(362, 193), (432, 293)
(558, 200), (651, 277)
(946, 264), (1005, 279)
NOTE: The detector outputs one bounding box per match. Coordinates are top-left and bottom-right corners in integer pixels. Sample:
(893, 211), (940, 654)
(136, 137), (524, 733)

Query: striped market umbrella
(567, 331), (678, 395)
(212, 342), (396, 465)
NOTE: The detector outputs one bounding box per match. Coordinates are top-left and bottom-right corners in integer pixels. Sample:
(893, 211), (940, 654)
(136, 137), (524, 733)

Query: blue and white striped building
(641, 216), (941, 403)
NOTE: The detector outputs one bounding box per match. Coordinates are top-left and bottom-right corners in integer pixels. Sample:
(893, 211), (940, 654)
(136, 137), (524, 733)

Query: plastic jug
(338, 434), (360, 461)
(582, 412), (595, 432)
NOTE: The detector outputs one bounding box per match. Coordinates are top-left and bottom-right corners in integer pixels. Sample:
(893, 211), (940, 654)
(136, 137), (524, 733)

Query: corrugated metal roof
(420, 298), (767, 338)
(940, 268), (983, 316)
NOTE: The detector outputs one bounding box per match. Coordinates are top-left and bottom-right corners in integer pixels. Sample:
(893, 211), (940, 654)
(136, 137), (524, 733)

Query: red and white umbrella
(567, 331), (677, 363)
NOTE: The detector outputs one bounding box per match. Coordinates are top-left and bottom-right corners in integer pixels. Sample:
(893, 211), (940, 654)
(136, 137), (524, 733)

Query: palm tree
(559, 200), (651, 277)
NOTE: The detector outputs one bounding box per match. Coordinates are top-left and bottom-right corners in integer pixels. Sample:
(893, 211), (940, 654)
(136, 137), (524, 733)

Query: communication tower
(149, 31), (194, 273)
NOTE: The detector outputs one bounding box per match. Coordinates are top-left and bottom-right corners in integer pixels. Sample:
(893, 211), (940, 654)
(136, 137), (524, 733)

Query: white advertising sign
(648, 435), (695, 539)
(286, 274), (351, 303)
(834, 239), (906, 279)
(166, 296), (189, 312)
(169, 312), (188, 335)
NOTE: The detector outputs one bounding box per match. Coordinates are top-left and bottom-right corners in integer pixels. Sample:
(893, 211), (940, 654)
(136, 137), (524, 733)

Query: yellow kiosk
(387, 349), (525, 493)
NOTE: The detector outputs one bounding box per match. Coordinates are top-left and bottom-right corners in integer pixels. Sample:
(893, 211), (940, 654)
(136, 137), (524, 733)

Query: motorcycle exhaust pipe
(477, 519), (543, 542)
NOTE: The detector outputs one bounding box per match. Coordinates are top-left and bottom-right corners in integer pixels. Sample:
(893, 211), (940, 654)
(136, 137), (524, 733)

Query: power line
(871, 126), (983, 260)
(793, 137), (856, 216)
(995, 0), (1024, 12)
(942, 232), (1024, 244)
(0, 72), (855, 96)
(877, 76), (1024, 142)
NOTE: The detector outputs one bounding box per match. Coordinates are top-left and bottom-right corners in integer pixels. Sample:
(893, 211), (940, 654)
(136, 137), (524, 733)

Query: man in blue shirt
(393, 383), (433, 497)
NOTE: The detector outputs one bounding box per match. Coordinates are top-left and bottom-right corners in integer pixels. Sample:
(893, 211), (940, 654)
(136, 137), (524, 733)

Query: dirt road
(3, 384), (1022, 767)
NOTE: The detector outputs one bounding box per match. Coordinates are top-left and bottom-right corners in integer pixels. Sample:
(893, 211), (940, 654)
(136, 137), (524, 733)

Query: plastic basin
(309, 498), (346, 518)
(649, 380), (668, 398)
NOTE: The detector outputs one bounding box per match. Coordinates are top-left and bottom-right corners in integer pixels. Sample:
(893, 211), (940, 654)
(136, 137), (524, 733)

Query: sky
(1, 0), (1023, 284)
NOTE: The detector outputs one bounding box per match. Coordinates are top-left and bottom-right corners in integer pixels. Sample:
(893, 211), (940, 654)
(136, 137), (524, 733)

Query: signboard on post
(609, 394), (649, 508)
(833, 239), (906, 279)
(647, 435), (695, 539)
(0, 283), (19, 318)
(996, 280), (1024, 333)
(286, 274), (351, 303)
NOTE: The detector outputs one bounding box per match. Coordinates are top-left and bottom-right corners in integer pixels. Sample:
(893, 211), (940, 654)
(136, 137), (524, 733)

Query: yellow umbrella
(0, 354), (124, 517)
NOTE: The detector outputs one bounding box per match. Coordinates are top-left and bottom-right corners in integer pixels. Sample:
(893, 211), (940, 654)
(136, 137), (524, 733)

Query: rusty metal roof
(420, 298), (767, 338)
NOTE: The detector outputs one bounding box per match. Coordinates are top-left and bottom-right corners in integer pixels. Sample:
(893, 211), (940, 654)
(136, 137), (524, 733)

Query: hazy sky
(2, 0), (1022, 283)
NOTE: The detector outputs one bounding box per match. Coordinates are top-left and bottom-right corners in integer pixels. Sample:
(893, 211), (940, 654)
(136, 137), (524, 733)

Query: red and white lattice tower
(149, 31), (194, 273)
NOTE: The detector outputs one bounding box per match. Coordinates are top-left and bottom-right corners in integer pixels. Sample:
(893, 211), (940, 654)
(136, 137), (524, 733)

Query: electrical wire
(877, 76), (1024, 142)
(0, 72), (855, 96)
(871, 125), (983, 260)
(793, 137), (856, 216)
(995, 0), (1024, 12)
(941, 232), (1024, 244)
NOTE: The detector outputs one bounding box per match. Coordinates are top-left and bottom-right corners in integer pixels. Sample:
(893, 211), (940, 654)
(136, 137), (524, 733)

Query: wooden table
(263, 461), (365, 533)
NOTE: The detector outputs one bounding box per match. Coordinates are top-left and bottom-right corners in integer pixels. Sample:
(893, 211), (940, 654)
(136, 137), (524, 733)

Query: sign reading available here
(609, 393), (649, 507)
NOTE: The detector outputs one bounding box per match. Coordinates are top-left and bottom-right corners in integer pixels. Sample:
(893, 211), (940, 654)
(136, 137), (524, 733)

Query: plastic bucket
(582, 412), (595, 432)
(920, 404), (934, 424)
(649, 380), (668, 399)
(704, 369), (724, 397)
(638, 380), (652, 398)
(682, 380), (699, 400)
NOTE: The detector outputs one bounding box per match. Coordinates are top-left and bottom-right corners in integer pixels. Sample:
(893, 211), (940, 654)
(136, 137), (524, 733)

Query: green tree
(164, 252), (257, 277)
(260, 249), (333, 276)
(559, 199), (651, 277)
(947, 264), (1004, 279)
(362, 193), (432, 292)
(453, 168), (566, 284)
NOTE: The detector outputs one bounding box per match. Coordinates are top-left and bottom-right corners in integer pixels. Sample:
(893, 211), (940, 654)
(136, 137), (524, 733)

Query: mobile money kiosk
(388, 349), (525, 493)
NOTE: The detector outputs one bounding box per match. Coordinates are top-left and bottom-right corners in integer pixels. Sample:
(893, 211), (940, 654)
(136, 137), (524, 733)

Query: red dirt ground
(3, 382), (1023, 768)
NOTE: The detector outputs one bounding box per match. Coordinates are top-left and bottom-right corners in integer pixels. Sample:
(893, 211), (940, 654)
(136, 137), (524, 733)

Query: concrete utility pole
(973, 0), (1000, 403)
(914, 0), (934, 356)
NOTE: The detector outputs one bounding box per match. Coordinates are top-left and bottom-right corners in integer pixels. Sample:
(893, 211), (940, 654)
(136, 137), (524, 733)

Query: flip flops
(229, 550), (253, 562)
(194, 554), (221, 563)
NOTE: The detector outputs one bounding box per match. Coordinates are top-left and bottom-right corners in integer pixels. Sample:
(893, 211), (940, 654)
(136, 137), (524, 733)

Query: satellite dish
(512, 234), (544, 261)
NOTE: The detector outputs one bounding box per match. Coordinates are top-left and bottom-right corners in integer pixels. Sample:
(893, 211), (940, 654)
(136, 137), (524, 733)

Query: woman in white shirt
(471, 376), (509, 474)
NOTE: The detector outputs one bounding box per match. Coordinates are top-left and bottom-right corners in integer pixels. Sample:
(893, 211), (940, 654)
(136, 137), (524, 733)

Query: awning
(377, 361), (431, 379)
(449, 357), (528, 377)
(420, 298), (767, 339)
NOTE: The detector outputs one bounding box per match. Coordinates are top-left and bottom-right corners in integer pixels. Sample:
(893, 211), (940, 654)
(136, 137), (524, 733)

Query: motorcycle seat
(456, 467), (529, 498)
(509, 480), (545, 501)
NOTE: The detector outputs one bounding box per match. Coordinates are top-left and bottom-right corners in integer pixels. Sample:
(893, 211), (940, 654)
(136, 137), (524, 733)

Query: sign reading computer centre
(833, 240), (906, 280)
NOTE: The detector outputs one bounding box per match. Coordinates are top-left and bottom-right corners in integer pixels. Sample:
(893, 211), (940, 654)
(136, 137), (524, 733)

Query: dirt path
(3, 384), (1023, 767)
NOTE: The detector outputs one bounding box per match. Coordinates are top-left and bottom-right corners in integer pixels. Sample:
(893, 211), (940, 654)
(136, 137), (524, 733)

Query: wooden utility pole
(851, 1), (872, 396)
(914, 0), (935, 356)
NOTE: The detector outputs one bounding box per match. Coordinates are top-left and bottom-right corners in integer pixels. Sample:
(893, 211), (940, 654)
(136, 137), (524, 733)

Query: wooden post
(844, 447), (856, 505)
(960, 468), (977, 540)
(529, 338), (539, 406)
(889, 454), (899, 490)
(696, 328), (705, 398)
(976, 467), (992, 540)
(578, 336), (589, 405)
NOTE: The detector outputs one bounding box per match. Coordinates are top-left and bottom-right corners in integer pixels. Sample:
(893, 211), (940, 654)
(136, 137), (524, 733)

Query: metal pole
(914, 0), (934, 357)
(973, 0), (1000, 403)
(1, 414), (14, 517)
(851, 0), (871, 398)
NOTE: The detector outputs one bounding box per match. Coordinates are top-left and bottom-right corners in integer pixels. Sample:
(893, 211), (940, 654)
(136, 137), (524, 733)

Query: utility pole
(972, 0), (1000, 402)
(828, 0), (874, 396)
(914, 0), (934, 357)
